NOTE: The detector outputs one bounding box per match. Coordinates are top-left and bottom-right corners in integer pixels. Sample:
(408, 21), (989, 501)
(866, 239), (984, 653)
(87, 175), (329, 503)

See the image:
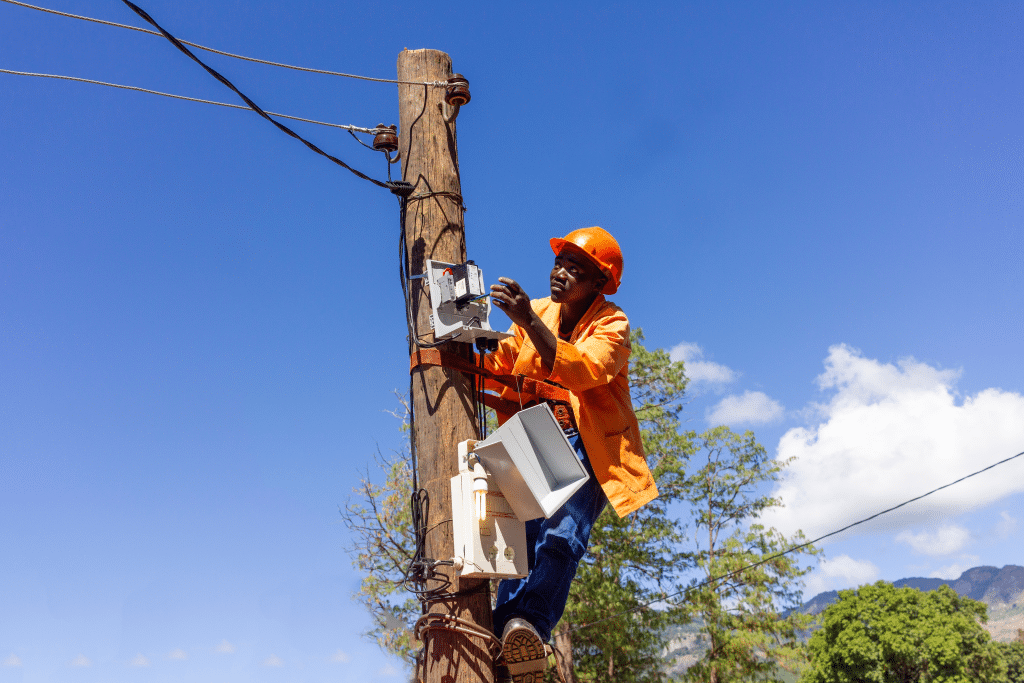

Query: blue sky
(2, 0), (1023, 679)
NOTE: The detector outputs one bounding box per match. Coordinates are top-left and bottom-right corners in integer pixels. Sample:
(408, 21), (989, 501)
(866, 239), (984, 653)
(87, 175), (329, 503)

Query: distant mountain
(664, 565), (1024, 676)
(796, 564), (1024, 617)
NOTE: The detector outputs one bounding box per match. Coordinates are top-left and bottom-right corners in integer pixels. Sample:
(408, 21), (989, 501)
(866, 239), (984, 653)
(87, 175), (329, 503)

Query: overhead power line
(0, 68), (393, 134)
(114, 0), (392, 190)
(1, 0), (446, 86)
(567, 447), (1024, 635)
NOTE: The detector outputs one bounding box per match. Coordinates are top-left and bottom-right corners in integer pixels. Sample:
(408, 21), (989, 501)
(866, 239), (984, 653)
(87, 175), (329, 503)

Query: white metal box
(424, 259), (510, 344)
(450, 471), (528, 580)
(472, 403), (590, 521)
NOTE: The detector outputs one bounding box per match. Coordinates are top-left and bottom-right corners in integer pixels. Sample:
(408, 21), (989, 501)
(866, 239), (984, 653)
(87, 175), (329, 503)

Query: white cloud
(167, 648), (187, 660)
(804, 555), (879, 596)
(70, 654), (92, 668)
(820, 555), (879, 584)
(996, 511), (1018, 538)
(669, 342), (739, 386)
(895, 525), (971, 556)
(3, 654), (21, 667)
(215, 640), (235, 654)
(929, 556), (980, 580)
(762, 344), (1024, 540)
(378, 663), (400, 676)
(263, 654), (284, 667)
(331, 649), (351, 663)
(707, 390), (785, 426)
(129, 654), (150, 668)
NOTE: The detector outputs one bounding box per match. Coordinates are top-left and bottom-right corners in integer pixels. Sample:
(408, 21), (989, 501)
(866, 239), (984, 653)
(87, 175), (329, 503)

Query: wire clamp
(386, 180), (415, 198)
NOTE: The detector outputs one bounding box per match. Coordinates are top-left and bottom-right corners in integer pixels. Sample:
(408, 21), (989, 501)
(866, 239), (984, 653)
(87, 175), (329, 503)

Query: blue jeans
(492, 431), (607, 642)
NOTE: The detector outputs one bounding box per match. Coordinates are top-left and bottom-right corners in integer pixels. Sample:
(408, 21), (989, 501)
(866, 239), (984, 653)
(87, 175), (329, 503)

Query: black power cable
(396, 189), (460, 605)
(115, 0), (475, 621)
(475, 337), (490, 441)
(120, 0), (390, 190)
(396, 186), (491, 607)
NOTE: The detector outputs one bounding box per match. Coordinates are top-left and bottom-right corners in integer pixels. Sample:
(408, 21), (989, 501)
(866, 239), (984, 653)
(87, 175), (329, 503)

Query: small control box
(425, 259), (510, 344)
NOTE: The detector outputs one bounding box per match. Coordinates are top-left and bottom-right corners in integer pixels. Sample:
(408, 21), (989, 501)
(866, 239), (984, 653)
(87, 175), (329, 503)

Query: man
(485, 226), (658, 682)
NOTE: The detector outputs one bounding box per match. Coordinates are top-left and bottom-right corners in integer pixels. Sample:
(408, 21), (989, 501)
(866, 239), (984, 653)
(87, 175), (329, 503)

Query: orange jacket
(484, 296), (658, 517)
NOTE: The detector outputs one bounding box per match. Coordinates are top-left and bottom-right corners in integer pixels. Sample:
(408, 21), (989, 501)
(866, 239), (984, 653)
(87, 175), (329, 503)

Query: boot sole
(502, 627), (547, 683)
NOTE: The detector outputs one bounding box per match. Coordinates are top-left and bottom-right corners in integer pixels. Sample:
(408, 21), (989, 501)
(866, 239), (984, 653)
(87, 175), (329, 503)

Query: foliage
(340, 398), (419, 665)
(993, 640), (1024, 683)
(801, 582), (1006, 683)
(679, 427), (820, 683)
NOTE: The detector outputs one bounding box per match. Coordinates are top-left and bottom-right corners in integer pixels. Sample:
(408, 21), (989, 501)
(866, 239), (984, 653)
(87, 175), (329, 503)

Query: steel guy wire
(118, 0), (391, 190)
(0, 0), (447, 86)
(565, 447), (1024, 635)
(0, 68), (395, 134)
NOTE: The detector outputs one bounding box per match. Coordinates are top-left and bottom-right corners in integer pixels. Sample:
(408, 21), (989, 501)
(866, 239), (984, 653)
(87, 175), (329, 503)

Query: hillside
(795, 564), (1024, 641)
(663, 564), (1024, 676)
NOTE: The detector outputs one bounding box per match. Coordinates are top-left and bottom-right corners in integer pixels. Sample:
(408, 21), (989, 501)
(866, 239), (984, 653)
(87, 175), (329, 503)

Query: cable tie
(406, 191), (467, 212)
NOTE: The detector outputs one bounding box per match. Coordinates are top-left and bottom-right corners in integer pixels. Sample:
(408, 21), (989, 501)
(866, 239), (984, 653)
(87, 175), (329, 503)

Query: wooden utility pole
(397, 49), (494, 683)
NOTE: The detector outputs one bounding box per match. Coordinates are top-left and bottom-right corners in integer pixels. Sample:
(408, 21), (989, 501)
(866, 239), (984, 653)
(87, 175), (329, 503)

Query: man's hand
(490, 277), (558, 371)
(490, 277), (534, 328)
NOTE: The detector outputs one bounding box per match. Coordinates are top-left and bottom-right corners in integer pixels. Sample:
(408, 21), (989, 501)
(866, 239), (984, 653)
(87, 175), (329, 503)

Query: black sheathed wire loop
(397, 190), (489, 608)
(398, 193), (452, 605)
(120, 0), (390, 190)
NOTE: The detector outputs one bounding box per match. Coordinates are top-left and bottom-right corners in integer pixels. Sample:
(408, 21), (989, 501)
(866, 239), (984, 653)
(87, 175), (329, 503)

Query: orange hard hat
(549, 226), (623, 295)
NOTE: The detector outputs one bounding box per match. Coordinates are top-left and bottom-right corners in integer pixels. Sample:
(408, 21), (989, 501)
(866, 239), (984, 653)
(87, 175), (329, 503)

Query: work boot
(501, 618), (547, 683)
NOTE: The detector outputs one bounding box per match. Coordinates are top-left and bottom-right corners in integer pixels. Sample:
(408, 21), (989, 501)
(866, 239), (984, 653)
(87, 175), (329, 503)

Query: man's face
(550, 248), (606, 304)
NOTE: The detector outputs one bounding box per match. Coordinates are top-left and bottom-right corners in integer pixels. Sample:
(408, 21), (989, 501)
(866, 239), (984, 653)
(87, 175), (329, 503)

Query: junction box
(451, 441), (528, 581)
(425, 259), (510, 344)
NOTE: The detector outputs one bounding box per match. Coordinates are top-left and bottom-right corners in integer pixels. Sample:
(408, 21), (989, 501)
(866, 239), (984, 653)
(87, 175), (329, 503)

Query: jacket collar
(552, 294), (607, 343)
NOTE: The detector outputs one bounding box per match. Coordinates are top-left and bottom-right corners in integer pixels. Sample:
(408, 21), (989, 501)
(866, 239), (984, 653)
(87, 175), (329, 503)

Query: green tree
(801, 582), (1006, 683)
(679, 427), (820, 683)
(343, 333), (817, 683)
(549, 333), (818, 683)
(993, 639), (1024, 683)
(550, 332), (695, 683)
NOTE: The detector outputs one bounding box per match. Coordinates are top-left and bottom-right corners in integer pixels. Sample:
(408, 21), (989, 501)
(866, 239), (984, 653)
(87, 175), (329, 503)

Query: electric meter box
(450, 262), (485, 305)
(472, 403), (591, 521)
(450, 471), (528, 581)
(425, 259), (510, 344)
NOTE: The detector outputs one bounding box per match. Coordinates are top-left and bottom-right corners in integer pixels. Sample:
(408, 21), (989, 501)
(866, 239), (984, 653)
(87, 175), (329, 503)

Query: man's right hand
(491, 277), (558, 372)
(490, 277), (534, 329)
